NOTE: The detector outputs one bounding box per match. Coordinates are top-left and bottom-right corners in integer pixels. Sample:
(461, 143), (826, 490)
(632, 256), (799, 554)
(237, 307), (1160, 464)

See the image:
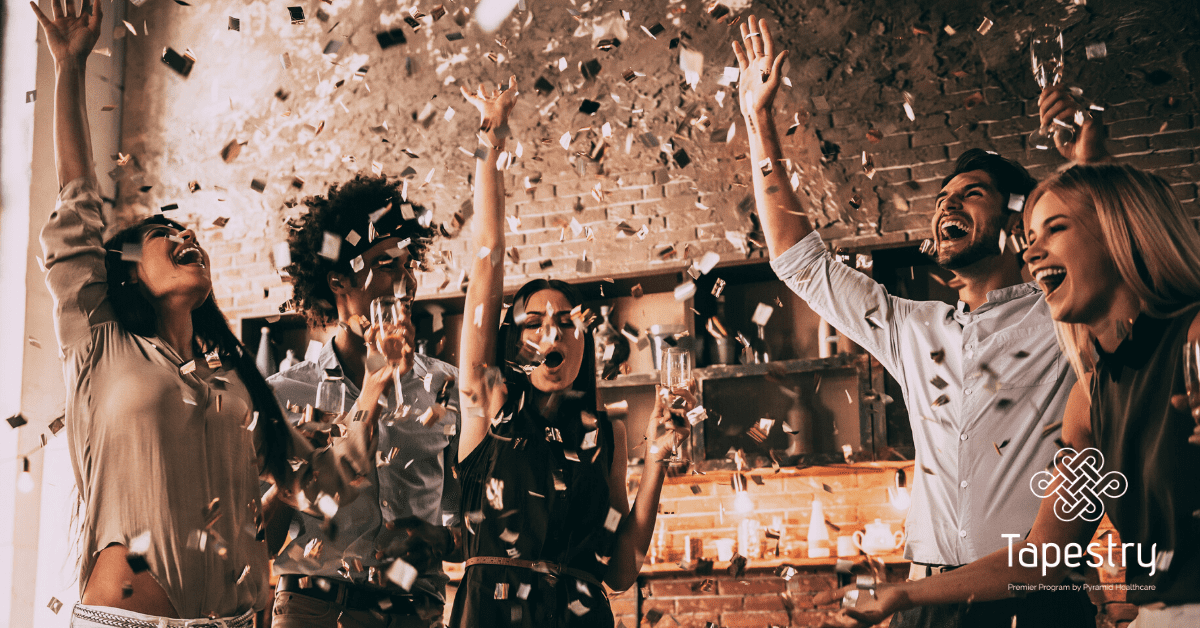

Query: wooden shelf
(637, 554), (911, 575)
(596, 355), (864, 389)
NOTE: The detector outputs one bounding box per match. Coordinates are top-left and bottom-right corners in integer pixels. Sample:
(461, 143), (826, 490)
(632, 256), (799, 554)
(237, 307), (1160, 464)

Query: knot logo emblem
(1030, 448), (1127, 522)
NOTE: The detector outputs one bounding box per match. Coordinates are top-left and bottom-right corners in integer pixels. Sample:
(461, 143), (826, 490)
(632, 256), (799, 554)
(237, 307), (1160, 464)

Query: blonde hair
(1026, 164), (1200, 381)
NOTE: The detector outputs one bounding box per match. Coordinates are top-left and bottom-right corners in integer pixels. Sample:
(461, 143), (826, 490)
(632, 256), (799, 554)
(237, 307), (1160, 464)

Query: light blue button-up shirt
(772, 231), (1075, 565)
(268, 341), (459, 600)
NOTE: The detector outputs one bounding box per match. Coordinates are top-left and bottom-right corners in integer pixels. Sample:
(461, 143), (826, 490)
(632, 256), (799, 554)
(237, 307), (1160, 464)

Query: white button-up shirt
(269, 343), (459, 599)
(772, 232), (1075, 565)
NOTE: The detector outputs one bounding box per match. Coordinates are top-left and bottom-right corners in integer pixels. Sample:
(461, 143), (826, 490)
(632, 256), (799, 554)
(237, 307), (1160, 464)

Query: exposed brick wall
(113, 0), (1198, 324)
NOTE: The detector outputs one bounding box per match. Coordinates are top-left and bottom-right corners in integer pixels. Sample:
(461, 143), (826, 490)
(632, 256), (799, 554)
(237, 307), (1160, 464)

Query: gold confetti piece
(930, 349), (946, 364)
(180, 360), (197, 375)
(287, 6), (305, 24)
(922, 466), (935, 475)
(1041, 420), (1062, 436)
(976, 17), (993, 35)
(932, 394), (950, 408)
(47, 597), (62, 614)
(930, 375), (948, 389)
(631, 284), (644, 298)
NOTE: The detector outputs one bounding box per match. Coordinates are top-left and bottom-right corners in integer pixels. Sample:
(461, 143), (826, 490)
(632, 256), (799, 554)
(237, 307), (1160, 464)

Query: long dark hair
(103, 216), (291, 486)
(497, 279), (599, 415)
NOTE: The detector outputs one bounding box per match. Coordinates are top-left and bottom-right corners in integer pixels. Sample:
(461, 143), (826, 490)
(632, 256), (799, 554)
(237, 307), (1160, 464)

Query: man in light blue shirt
(263, 175), (459, 628)
(733, 17), (1108, 628)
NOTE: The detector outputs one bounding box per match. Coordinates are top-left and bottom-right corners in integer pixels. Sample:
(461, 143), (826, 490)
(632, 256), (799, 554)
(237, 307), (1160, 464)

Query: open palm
(31, 0), (103, 66)
(732, 16), (789, 118)
(460, 75), (519, 146)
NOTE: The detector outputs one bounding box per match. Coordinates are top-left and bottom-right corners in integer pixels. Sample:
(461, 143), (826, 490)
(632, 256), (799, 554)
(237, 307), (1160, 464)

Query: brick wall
(113, 0), (1198, 323)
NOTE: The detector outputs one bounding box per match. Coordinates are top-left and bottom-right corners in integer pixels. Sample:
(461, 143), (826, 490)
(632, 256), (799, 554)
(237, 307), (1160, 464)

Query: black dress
(449, 367), (618, 627)
(1090, 310), (1200, 605)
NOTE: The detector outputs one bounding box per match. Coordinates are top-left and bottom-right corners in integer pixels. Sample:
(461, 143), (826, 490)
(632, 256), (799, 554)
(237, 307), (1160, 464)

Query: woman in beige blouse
(33, 1), (384, 625)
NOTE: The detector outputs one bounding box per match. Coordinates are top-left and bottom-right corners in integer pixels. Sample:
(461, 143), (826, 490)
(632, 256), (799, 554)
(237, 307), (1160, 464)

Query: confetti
(287, 6), (305, 24)
(6, 414), (28, 429)
(47, 598), (62, 614)
(932, 394), (950, 408)
(1086, 42), (1108, 60)
(386, 558), (418, 590)
(161, 48), (195, 78)
(977, 17), (993, 35)
(604, 507), (622, 532)
(228, 16), (240, 31)
(25, 90), (36, 103)
(930, 349), (946, 364)
(495, 583), (509, 599)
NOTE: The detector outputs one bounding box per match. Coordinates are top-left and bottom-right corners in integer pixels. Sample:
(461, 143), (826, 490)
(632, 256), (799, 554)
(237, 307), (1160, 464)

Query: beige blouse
(41, 178), (268, 618)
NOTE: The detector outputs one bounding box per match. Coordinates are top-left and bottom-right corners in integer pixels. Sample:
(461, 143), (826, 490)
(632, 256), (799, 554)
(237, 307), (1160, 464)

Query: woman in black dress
(450, 78), (693, 627)
(814, 165), (1200, 627)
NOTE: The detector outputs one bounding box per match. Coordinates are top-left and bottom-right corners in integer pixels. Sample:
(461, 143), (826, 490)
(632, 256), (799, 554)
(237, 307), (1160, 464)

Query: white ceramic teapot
(853, 519), (905, 555)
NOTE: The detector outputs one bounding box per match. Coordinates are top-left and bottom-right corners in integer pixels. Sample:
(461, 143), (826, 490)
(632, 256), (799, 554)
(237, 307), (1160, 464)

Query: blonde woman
(816, 164), (1200, 627)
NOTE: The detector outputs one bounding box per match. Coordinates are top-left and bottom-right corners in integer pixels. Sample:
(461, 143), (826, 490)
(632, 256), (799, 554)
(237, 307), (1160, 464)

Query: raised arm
(34, 0), (119, 352)
(457, 77), (518, 461)
(1040, 84), (1111, 165)
(733, 16), (809, 259)
(604, 386), (695, 591)
(32, 0), (102, 188)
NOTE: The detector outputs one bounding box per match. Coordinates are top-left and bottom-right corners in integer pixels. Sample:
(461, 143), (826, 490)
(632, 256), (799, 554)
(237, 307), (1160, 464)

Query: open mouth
(543, 351), (564, 368)
(174, 245), (206, 268)
(938, 218), (970, 241)
(1034, 267), (1067, 295)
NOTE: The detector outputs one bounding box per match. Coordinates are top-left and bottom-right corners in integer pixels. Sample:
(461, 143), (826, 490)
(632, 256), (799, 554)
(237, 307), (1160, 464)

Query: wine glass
(658, 348), (692, 465)
(1028, 27), (1076, 151)
(370, 295), (410, 410)
(1183, 339), (1200, 412)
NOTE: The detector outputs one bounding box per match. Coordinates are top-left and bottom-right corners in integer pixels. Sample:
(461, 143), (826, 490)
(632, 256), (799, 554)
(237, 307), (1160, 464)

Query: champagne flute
(1184, 339), (1200, 411)
(370, 295), (409, 411)
(658, 348), (692, 464)
(1028, 26), (1077, 151)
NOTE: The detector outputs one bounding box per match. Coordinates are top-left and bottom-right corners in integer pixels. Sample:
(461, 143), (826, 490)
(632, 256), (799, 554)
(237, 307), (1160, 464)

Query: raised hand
(731, 16), (789, 122)
(31, 0), (103, 69)
(646, 383), (697, 461)
(460, 75), (519, 148)
(1039, 85), (1108, 164)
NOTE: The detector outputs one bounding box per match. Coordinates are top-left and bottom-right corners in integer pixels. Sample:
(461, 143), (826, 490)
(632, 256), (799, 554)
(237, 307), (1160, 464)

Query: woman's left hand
(1168, 394), (1200, 445)
(646, 383), (697, 460)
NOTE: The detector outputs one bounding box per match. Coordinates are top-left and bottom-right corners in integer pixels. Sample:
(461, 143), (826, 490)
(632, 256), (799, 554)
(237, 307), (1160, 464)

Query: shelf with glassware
(590, 259), (894, 468)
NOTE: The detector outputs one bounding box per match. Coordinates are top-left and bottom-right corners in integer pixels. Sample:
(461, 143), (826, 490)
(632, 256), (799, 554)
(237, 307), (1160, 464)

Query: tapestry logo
(1030, 447), (1127, 522)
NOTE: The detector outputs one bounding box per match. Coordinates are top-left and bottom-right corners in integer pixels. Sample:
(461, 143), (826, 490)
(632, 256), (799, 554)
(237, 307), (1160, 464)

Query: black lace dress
(449, 367), (618, 627)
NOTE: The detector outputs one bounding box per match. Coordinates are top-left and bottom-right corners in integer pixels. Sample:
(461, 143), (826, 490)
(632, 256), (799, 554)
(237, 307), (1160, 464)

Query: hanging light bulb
(889, 468), (911, 511)
(17, 457), (34, 493)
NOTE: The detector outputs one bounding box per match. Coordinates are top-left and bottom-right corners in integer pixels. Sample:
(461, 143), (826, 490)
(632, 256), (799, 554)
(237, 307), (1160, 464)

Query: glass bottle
(255, 327), (276, 377)
(316, 368), (347, 414)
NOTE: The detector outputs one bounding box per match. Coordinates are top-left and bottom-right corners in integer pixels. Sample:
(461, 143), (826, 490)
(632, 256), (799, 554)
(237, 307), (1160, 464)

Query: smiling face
(931, 171), (1013, 270)
(132, 224), (212, 310)
(518, 289), (586, 393)
(1024, 191), (1125, 324)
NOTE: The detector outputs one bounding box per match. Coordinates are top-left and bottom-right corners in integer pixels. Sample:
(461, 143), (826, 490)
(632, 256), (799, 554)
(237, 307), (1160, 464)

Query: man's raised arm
(733, 16), (809, 259)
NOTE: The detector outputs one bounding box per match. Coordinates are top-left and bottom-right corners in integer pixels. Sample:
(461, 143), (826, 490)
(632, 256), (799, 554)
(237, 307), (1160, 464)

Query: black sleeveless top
(1091, 310), (1200, 605)
(449, 366), (617, 627)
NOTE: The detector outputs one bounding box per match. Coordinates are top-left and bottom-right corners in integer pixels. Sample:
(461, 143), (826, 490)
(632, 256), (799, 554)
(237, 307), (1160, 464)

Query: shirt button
(960, 481), (968, 488)
(964, 387), (973, 395)
(960, 433), (968, 441)
(959, 530), (967, 538)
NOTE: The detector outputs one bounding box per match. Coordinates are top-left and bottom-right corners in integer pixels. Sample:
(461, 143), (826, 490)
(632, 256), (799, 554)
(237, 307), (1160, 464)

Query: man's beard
(936, 220), (1004, 270)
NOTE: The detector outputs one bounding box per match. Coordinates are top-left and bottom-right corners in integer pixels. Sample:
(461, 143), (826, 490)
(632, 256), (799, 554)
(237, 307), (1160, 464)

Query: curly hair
(285, 175), (435, 326)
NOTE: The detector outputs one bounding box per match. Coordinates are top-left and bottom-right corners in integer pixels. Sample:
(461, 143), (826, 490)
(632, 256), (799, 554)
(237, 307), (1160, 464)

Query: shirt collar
(955, 281), (1042, 316)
